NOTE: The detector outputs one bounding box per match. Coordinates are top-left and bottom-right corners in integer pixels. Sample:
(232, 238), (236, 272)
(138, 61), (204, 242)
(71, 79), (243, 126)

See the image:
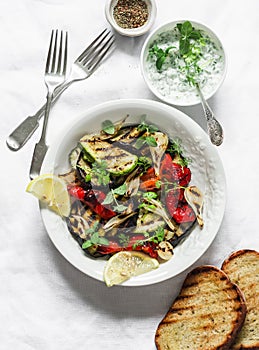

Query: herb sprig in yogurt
(146, 21), (224, 104)
(149, 21), (205, 85)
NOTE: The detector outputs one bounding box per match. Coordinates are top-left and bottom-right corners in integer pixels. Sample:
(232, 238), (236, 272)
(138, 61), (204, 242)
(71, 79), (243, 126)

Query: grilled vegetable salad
(59, 116), (204, 262)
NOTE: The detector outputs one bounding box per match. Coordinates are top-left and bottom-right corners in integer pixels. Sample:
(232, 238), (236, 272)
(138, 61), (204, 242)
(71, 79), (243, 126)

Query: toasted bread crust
(155, 265), (246, 350)
(222, 250), (259, 350)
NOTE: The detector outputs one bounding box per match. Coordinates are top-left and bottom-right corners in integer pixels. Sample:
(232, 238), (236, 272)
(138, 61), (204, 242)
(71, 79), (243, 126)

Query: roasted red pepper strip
(125, 235), (159, 258)
(139, 167), (160, 191)
(172, 205), (196, 223)
(97, 241), (122, 255)
(98, 235), (159, 258)
(166, 188), (184, 211)
(67, 185), (86, 200)
(166, 188), (196, 223)
(139, 242), (158, 259)
(67, 186), (116, 220)
(95, 203), (116, 220)
(160, 153), (191, 187)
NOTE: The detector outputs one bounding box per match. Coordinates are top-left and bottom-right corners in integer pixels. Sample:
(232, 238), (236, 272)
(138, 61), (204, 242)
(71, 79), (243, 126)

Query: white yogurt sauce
(145, 26), (225, 105)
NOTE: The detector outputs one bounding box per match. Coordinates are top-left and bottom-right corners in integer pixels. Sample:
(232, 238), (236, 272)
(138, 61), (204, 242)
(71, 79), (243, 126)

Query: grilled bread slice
(222, 249), (259, 350)
(155, 265), (246, 350)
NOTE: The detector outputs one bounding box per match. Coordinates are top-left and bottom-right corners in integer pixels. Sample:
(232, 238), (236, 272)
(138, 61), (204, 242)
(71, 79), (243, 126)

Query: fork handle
(6, 80), (73, 151)
(29, 93), (52, 180)
(29, 139), (49, 180)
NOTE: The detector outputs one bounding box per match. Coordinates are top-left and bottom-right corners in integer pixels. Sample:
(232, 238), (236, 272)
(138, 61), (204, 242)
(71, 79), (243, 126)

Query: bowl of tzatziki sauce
(140, 20), (227, 106)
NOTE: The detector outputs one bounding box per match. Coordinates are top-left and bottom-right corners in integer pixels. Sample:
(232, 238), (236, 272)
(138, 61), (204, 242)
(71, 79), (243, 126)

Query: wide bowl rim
(40, 98), (226, 287)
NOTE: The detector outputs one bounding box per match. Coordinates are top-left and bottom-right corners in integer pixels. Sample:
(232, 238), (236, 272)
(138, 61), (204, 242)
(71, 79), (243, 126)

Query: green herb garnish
(167, 139), (191, 167)
(150, 20), (205, 86)
(118, 233), (130, 247)
(135, 118), (159, 148)
(143, 191), (158, 200)
(137, 156), (152, 174)
(133, 226), (165, 248)
(155, 180), (162, 189)
(91, 160), (110, 186)
(149, 44), (175, 70)
(102, 183), (127, 212)
(102, 120), (115, 135)
(135, 135), (158, 149)
(137, 117), (159, 134)
(177, 21), (201, 55)
(82, 222), (109, 249)
(102, 184), (127, 205)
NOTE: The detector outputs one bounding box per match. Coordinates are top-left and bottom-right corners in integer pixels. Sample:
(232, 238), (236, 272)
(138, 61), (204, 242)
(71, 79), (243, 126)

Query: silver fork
(29, 30), (68, 180)
(7, 29), (115, 152)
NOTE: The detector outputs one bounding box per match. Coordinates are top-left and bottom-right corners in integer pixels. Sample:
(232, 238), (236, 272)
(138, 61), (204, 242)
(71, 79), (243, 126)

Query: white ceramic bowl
(105, 0), (157, 37)
(40, 99), (226, 287)
(140, 20), (227, 106)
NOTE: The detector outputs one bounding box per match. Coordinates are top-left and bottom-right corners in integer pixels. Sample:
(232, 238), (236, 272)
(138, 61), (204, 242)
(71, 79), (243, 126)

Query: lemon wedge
(103, 251), (159, 287)
(26, 174), (70, 217)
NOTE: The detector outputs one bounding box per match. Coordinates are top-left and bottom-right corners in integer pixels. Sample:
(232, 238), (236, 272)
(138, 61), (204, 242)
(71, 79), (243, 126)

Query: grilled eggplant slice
(69, 145), (81, 169)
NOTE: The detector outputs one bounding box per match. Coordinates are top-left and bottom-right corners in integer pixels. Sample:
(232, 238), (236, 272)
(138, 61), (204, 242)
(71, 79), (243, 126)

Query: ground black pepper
(113, 0), (149, 29)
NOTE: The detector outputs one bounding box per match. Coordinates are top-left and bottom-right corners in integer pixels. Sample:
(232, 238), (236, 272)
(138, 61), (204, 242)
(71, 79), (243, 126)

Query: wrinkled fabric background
(1, 0), (259, 349)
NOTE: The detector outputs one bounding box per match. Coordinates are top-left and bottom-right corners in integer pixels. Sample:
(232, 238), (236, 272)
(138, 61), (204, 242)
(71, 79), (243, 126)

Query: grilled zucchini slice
(80, 139), (138, 176)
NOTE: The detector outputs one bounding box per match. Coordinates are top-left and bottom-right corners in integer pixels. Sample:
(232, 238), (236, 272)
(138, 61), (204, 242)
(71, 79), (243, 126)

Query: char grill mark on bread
(155, 265), (247, 350)
(222, 249), (259, 350)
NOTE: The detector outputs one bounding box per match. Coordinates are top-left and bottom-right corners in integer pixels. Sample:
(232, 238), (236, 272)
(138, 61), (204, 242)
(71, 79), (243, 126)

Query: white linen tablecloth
(1, 1), (259, 349)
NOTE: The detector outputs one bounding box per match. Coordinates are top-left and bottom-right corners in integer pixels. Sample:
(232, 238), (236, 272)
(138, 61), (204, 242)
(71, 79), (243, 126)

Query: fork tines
(76, 28), (115, 71)
(45, 29), (68, 75)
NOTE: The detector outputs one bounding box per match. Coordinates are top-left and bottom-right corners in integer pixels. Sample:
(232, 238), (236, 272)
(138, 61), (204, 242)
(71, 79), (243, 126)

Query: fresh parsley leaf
(178, 21), (193, 55)
(82, 240), (93, 249)
(102, 184), (127, 212)
(98, 237), (110, 246)
(145, 136), (158, 147)
(155, 180), (162, 189)
(102, 120), (115, 134)
(91, 231), (100, 245)
(113, 204), (128, 212)
(132, 227), (165, 248)
(167, 139), (191, 166)
(82, 223), (109, 249)
(91, 160), (110, 186)
(85, 221), (99, 235)
(180, 21), (193, 37)
(180, 36), (190, 56)
(113, 183), (127, 196)
(102, 184), (127, 205)
(151, 21), (205, 86)
(135, 135), (157, 149)
(137, 119), (159, 134)
(118, 233), (130, 247)
(138, 202), (156, 210)
(137, 156), (152, 174)
(149, 227), (165, 244)
(176, 21), (204, 84)
(85, 174), (91, 182)
(134, 137), (146, 150)
(189, 30), (201, 40)
(143, 191), (158, 200)
(149, 44), (175, 71)
(102, 191), (114, 205)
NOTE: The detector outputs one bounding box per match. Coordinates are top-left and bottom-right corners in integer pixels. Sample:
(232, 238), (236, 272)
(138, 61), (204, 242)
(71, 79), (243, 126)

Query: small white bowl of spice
(105, 0), (157, 37)
(140, 20), (227, 106)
